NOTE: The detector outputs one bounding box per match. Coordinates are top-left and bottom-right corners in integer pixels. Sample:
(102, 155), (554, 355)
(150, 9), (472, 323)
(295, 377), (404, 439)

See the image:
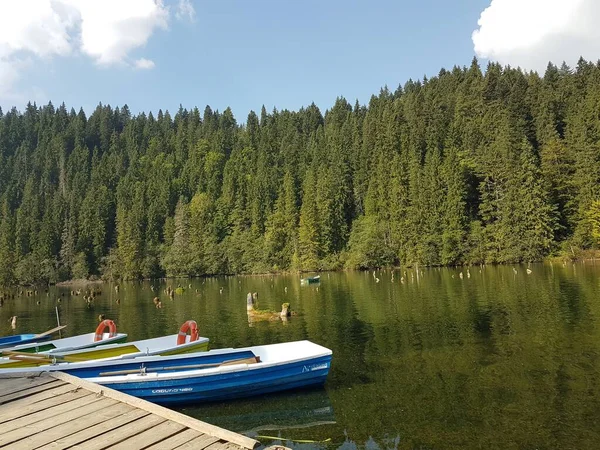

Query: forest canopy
(0, 57), (599, 285)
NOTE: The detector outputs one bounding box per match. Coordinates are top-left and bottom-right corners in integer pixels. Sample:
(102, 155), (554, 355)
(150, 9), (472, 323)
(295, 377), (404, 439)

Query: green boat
(301, 275), (321, 285)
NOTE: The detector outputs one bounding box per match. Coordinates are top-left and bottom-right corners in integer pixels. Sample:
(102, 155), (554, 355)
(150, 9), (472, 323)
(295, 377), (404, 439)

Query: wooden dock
(0, 372), (259, 449)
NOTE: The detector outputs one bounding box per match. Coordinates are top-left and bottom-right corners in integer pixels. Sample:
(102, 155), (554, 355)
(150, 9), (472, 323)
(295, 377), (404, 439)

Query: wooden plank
(9, 402), (133, 449)
(0, 381), (82, 413)
(50, 372), (259, 449)
(35, 408), (149, 450)
(107, 420), (186, 450)
(0, 376), (41, 396)
(70, 414), (166, 450)
(213, 444), (240, 450)
(0, 397), (118, 446)
(0, 372), (55, 383)
(175, 434), (221, 450)
(221, 444), (244, 450)
(0, 372), (61, 380)
(0, 379), (66, 404)
(0, 394), (98, 435)
(145, 429), (204, 450)
(208, 443), (243, 450)
(0, 385), (90, 423)
(205, 442), (230, 450)
(0, 372), (51, 381)
(0, 376), (62, 399)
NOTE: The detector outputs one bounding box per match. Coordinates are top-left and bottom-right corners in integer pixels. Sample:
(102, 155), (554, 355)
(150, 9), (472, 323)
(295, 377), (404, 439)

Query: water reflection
(2, 263), (600, 448)
(181, 387), (335, 436)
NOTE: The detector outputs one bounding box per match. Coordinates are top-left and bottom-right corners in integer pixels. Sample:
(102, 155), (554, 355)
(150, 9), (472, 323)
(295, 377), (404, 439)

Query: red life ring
(94, 319), (117, 342)
(177, 320), (199, 345)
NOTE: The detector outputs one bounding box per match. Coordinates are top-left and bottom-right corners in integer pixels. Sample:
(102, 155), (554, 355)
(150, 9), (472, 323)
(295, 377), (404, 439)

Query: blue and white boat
(0, 340), (332, 406)
(0, 333), (53, 349)
(0, 325), (67, 349)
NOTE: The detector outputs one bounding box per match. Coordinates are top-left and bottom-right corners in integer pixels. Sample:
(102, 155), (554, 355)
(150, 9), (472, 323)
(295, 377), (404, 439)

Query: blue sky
(126, 0), (489, 118)
(2, 0), (597, 119)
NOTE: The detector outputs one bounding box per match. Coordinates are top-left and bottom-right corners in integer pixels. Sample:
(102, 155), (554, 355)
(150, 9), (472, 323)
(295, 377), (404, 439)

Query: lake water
(1, 263), (600, 449)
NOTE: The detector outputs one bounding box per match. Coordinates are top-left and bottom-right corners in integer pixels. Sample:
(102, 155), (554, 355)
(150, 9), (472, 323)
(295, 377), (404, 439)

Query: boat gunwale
(3, 332), (129, 354)
(50, 334), (209, 357)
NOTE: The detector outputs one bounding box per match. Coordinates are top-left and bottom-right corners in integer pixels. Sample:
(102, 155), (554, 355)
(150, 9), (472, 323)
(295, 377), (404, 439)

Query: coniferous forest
(1, 58), (600, 285)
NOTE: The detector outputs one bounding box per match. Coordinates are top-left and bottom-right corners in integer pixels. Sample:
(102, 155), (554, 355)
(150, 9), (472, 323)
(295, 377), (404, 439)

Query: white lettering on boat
(151, 387), (193, 394)
(302, 363), (328, 373)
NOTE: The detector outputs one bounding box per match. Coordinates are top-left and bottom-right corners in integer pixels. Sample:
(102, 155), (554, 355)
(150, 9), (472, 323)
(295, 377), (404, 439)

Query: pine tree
(264, 172), (298, 269)
(587, 200), (600, 245)
(509, 140), (555, 261)
(162, 197), (193, 276)
(297, 167), (320, 270)
(441, 145), (468, 264)
(0, 199), (15, 285)
(116, 182), (145, 279)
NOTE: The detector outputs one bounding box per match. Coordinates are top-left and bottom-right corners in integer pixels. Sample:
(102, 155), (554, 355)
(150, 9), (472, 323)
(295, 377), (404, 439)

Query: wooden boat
(300, 275), (321, 285)
(0, 320), (209, 369)
(0, 325), (67, 349)
(0, 340), (332, 406)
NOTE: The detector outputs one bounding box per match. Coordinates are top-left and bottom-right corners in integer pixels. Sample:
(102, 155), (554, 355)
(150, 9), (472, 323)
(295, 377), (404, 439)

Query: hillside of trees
(0, 57), (599, 285)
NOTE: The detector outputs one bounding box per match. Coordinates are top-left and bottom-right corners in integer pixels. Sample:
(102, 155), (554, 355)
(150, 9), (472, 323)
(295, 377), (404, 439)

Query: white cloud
(0, 58), (28, 100)
(176, 0), (196, 22)
(135, 58), (156, 70)
(473, 0), (600, 72)
(0, 0), (78, 98)
(74, 0), (168, 65)
(0, 57), (47, 105)
(0, 0), (190, 103)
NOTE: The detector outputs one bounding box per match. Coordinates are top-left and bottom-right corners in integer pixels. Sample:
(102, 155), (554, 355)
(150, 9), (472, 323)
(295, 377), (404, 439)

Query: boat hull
(90, 354), (331, 406)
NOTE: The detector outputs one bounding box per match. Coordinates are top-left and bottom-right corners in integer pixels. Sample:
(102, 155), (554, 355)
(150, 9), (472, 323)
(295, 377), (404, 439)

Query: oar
(4, 354), (73, 367)
(4, 350), (93, 363)
(7, 354), (51, 362)
(4, 350), (49, 358)
(99, 355), (261, 377)
(34, 325), (67, 338)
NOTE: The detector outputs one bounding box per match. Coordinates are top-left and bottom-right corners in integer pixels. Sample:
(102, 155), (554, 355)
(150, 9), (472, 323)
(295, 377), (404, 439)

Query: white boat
(0, 320), (209, 368)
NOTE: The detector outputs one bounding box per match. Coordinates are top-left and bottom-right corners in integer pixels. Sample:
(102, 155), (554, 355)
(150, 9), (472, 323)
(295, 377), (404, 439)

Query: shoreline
(54, 278), (105, 287)
(3, 256), (600, 288)
(57, 256), (600, 284)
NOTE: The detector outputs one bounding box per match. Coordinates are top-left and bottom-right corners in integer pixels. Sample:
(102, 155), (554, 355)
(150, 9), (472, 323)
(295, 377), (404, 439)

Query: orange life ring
(94, 319), (117, 342)
(177, 320), (199, 345)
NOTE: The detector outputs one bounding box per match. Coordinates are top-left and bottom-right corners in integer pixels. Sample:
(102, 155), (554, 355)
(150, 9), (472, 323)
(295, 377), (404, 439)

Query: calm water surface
(1, 263), (600, 449)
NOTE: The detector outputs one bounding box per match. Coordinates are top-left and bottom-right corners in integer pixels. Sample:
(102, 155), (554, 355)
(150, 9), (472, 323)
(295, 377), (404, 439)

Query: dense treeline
(1, 57), (600, 285)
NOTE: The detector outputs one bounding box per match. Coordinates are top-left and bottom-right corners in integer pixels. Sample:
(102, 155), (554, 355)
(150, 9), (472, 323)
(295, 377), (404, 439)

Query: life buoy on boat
(177, 320), (199, 345)
(94, 319), (117, 342)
